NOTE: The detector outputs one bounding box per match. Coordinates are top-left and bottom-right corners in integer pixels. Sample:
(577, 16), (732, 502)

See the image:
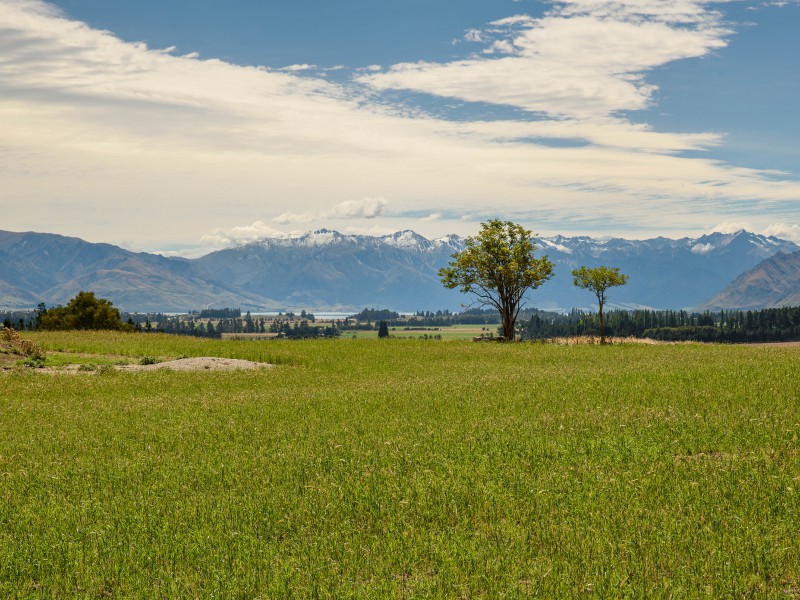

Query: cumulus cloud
(329, 198), (388, 219)
(764, 222), (800, 243)
(464, 28), (485, 43)
(273, 198), (388, 226)
(710, 221), (752, 234)
(200, 221), (286, 248)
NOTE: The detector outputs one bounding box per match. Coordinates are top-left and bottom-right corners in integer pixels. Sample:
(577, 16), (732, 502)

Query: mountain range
(1, 228), (797, 313)
(699, 250), (800, 311)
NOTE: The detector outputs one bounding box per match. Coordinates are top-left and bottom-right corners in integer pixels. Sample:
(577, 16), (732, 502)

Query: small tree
(439, 219), (554, 341)
(38, 291), (134, 332)
(571, 266), (628, 344)
(377, 320), (389, 338)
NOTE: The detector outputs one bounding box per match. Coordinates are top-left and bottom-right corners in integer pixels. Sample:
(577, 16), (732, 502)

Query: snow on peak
(691, 243), (714, 254)
(538, 238), (573, 254)
(381, 230), (428, 249)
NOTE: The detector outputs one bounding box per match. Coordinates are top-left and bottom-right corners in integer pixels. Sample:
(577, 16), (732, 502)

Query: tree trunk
(599, 306), (605, 344)
(501, 309), (515, 341)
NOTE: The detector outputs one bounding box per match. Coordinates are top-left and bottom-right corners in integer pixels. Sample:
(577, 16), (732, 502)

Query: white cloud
(360, 4), (730, 118)
(464, 29), (485, 43)
(710, 221), (752, 234)
(764, 222), (800, 243)
(280, 64), (317, 72)
(273, 198), (388, 226)
(274, 212), (316, 225)
(329, 198), (388, 219)
(200, 221), (286, 248)
(0, 0), (799, 252)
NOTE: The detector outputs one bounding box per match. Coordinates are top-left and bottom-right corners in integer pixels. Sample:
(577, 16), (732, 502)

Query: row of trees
(439, 220), (627, 342)
(523, 306), (800, 343)
(129, 314), (336, 339)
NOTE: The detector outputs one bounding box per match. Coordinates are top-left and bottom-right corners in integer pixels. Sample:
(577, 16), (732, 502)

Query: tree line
(523, 306), (800, 343)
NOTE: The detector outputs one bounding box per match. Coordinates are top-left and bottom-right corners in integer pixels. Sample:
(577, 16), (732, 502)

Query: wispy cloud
(360, 3), (730, 118)
(274, 212), (316, 225)
(0, 0), (799, 252)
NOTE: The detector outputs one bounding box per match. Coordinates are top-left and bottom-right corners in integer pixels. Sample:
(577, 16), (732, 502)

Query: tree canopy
(439, 220), (554, 341)
(38, 291), (134, 332)
(571, 266), (628, 344)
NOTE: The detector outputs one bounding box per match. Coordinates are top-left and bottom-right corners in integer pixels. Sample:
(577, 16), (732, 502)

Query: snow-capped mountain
(1, 228), (796, 312)
(526, 230), (797, 311)
(195, 229), (467, 311)
(196, 228), (797, 312)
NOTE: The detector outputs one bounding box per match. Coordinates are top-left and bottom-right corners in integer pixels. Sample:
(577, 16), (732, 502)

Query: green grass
(347, 324), (492, 340)
(2, 333), (799, 598)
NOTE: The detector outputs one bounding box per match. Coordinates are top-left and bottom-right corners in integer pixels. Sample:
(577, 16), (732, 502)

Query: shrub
(1, 327), (45, 360)
(38, 291), (134, 332)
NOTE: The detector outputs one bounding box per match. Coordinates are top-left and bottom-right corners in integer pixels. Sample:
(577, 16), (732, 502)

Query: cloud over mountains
(0, 0), (799, 253)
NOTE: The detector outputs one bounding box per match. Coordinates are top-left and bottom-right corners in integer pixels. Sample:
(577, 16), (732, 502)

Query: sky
(1, 0), (799, 256)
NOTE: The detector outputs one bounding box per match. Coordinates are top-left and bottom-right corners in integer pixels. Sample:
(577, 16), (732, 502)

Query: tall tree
(439, 220), (554, 341)
(571, 266), (628, 344)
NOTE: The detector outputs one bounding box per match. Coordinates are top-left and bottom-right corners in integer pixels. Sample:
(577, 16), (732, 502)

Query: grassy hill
(2, 333), (799, 597)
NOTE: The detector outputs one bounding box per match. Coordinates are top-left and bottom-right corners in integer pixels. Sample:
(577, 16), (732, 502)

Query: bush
(38, 291), (134, 332)
(1, 327), (45, 360)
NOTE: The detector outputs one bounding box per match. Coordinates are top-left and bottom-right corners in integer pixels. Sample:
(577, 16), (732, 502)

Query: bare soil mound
(117, 357), (271, 372)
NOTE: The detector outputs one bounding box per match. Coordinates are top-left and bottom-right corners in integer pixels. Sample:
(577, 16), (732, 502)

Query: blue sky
(2, 0), (799, 254)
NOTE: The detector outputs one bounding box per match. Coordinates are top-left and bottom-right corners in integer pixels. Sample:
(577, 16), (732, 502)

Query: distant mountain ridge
(698, 250), (800, 311)
(0, 228), (797, 312)
(0, 231), (270, 312)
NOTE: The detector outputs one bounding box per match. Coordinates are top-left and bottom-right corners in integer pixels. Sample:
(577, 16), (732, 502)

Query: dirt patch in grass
(6, 356), (272, 373)
(117, 357), (271, 372)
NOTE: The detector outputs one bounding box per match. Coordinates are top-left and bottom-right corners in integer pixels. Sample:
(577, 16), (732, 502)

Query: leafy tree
(571, 266), (628, 344)
(378, 320), (390, 338)
(439, 219), (554, 341)
(38, 291), (134, 332)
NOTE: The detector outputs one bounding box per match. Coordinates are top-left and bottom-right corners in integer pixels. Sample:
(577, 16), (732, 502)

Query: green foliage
(572, 265), (629, 343)
(643, 325), (720, 342)
(198, 307), (241, 319)
(1, 334), (799, 596)
(572, 265), (629, 298)
(38, 291), (134, 332)
(377, 320), (390, 338)
(352, 307), (401, 322)
(19, 356), (46, 369)
(139, 356), (158, 365)
(524, 306), (800, 343)
(439, 219), (554, 340)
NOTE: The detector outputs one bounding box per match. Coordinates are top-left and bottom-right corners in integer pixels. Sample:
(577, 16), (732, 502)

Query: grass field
(2, 332), (799, 598)
(346, 324), (493, 340)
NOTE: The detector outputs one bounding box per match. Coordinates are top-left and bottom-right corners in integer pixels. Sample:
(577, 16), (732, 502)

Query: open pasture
(1, 332), (799, 597)
(346, 324), (491, 340)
